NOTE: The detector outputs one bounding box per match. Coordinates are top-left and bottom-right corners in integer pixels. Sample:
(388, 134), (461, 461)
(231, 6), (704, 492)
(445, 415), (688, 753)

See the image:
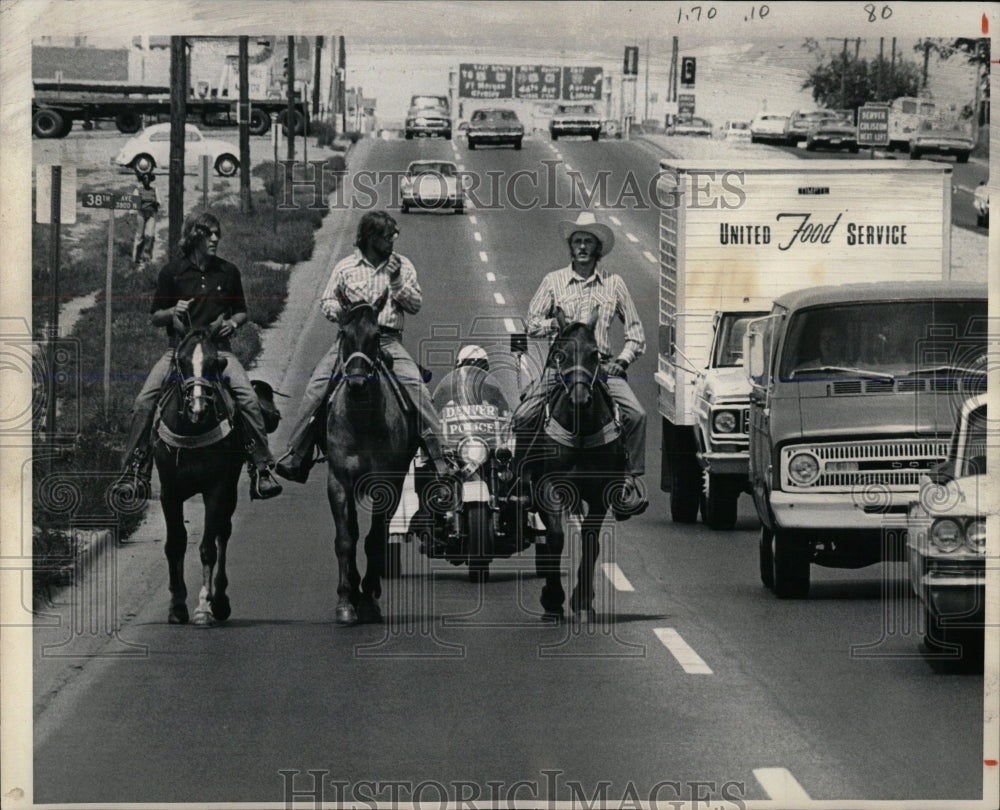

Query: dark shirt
(150, 254), (247, 349)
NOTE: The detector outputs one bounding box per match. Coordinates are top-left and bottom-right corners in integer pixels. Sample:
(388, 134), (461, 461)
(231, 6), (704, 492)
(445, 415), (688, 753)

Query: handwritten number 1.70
(677, 6), (717, 22)
(865, 4), (892, 20)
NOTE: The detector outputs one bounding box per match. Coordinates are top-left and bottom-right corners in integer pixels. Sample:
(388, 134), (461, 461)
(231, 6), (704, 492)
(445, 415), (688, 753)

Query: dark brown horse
(154, 328), (244, 627)
(326, 290), (419, 624)
(532, 308), (626, 622)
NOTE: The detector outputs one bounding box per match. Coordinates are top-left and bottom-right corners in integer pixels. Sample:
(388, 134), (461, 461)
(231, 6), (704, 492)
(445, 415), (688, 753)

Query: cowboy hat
(559, 211), (615, 256)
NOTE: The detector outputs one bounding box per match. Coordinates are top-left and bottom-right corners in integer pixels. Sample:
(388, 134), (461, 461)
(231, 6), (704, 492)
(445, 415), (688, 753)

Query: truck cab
(745, 281), (987, 598)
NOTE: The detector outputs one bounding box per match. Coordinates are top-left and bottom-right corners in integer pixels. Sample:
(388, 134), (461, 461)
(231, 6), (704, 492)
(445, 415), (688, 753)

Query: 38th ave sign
(81, 192), (140, 210)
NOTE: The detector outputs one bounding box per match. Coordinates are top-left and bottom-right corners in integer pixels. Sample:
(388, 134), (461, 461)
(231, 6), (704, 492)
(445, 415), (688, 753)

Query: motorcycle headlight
(713, 410), (738, 433)
(964, 518), (986, 553)
(788, 452), (820, 485)
(930, 518), (963, 553)
(458, 437), (489, 467)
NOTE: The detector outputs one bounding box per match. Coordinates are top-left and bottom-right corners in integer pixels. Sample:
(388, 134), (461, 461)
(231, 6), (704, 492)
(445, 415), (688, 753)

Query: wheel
(464, 503), (493, 581)
(467, 140), (476, 150)
(849, 145), (859, 153)
(759, 526), (775, 589)
(514, 139), (522, 150)
(591, 131), (599, 141)
(805, 141), (816, 151)
(405, 131), (414, 140)
(923, 605), (983, 663)
(751, 135), (758, 144)
(32, 109), (65, 138)
(57, 115), (74, 137)
(771, 530), (810, 598)
(248, 108), (270, 136)
(551, 132), (559, 141)
(444, 131), (452, 141)
(669, 465), (700, 524)
(385, 540), (403, 579)
(278, 109), (305, 136)
(702, 473), (740, 531)
(956, 152), (970, 164)
(909, 148), (921, 160)
(214, 154), (239, 177)
(114, 110), (143, 134)
(131, 153), (156, 174)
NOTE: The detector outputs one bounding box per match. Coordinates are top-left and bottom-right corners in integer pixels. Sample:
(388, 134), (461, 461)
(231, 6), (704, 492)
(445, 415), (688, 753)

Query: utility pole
(239, 36), (251, 214)
(668, 36), (678, 129)
(313, 36), (323, 119)
(841, 38), (848, 110)
(643, 37), (650, 123)
(878, 37), (884, 100)
(286, 36), (296, 161)
(169, 36), (186, 257)
(890, 37), (896, 90)
(339, 35), (347, 134)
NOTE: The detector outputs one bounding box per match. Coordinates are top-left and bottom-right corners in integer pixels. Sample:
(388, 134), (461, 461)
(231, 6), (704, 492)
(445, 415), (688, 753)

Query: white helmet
(456, 344), (489, 368)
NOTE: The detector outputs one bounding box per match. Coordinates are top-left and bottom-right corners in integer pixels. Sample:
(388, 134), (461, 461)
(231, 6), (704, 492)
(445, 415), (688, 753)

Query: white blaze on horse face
(191, 342), (205, 419)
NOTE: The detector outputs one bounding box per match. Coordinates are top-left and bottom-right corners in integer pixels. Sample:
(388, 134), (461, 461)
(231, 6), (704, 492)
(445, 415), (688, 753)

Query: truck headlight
(930, 518), (963, 553)
(458, 437), (489, 467)
(713, 410), (738, 433)
(965, 518), (986, 553)
(788, 452), (820, 485)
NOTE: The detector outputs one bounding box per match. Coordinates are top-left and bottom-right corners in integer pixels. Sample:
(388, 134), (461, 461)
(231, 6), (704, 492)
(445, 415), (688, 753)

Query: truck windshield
(779, 299), (987, 381)
(713, 312), (768, 367)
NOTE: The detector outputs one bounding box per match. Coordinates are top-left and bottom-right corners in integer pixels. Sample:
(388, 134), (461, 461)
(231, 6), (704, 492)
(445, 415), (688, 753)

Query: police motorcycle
(411, 345), (534, 581)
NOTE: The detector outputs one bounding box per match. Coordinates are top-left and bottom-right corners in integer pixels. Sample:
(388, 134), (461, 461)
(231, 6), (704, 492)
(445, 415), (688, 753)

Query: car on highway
(805, 119), (859, 153)
(909, 124), (975, 163)
(783, 109), (842, 145)
(906, 394), (987, 658)
(400, 160), (465, 214)
(973, 181), (988, 227)
(749, 112), (790, 144)
(467, 108), (524, 150)
(405, 95), (452, 140)
(549, 103), (602, 141)
(113, 122), (240, 176)
(667, 116), (713, 137)
(721, 120), (752, 143)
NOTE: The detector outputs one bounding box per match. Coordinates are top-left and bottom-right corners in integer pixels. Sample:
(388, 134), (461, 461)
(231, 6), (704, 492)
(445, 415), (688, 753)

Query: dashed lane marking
(479, 251), (489, 263)
(626, 232), (639, 243)
(486, 272), (496, 282)
(494, 292), (506, 305)
(469, 215), (477, 225)
(601, 563), (634, 592)
(752, 768), (811, 803)
(653, 628), (713, 674)
(474, 232), (482, 242)
(504, 318), (518, 333)
(643, 250), (657, 264)
(609, 216), (622, 226)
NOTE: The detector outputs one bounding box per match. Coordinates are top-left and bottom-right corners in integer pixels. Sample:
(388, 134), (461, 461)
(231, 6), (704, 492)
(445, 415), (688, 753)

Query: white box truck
(655, 159), (953, 529)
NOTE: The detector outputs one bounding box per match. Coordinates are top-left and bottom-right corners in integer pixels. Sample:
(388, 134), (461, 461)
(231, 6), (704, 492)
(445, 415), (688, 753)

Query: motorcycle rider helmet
(456, 344), (489, 371)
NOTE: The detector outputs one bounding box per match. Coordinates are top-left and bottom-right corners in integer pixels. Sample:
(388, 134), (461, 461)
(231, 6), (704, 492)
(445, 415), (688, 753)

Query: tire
(849, 145), (859, 154)
(591, 131), (599, 141)
(278, 109), (305, 136)
(114, 110), (143, 134)
(759, 526), (775, 589)
(464, 503), (493, 581)
(467, 140), (476, 150)
(771, 530), (810, 599)
(57, 115), (75, 137)
(214, 154), (239, 177)
(444, 131), (452, 141)
(385, 540), (403, 579)
(751, 135), (758, 144)
(131, 153), (156, 174)
(32, 109), (65, 139)
(909, 148), (921, 160)
(702, 473), (740, 531)
(248, 108), (270, 136)
(805, 141), (816, 151)
(670, 465), (700, 524)
(400, 203), (409, 214)
(514, 139), (522, 150)
(405, 131), (414, 140)
(923, 605), (983, 663)
(956, 152), (970, 164)
(551, 132), (559, 141)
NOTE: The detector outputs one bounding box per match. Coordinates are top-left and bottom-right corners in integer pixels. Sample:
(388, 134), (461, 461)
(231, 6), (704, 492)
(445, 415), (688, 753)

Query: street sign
(81, 192), (140, 211)
(858, 104), (890, 147)
(459, 64), (513, 99)
(562, 66), (603, 101)
(681, 57), (696, 86)
(678, 93), (696, 118)
(515, 65), (561, 100)
(624, 46), (639, 76)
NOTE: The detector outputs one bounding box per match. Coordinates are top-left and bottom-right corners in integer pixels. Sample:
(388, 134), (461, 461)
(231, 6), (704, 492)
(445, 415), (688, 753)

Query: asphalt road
(31, 133), (988, 806)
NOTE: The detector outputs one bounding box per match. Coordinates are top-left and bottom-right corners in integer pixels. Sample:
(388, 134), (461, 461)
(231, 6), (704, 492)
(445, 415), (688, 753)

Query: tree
(803, 52), (920, 110)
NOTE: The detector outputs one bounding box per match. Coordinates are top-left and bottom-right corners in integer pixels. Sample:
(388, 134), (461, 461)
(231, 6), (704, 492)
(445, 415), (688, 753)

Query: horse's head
(547, 306), (601, 410)
(337, 288), (389, 396)
(174, 329), (227, 425)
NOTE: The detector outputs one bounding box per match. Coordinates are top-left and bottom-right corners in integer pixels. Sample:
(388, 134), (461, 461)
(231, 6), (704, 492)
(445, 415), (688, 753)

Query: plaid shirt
(320, 249), (422, 331)
(526, 265), (645, 366)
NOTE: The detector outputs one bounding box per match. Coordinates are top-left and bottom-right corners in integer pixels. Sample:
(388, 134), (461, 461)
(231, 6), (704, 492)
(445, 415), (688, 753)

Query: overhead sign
(858, 104), (890, 147)
(562, 66), (603, 101)
(678, 93), (696, 118)
(81, 192), (140, 211)
(515, 65), (562, 100)
(459, 64), (513, 99)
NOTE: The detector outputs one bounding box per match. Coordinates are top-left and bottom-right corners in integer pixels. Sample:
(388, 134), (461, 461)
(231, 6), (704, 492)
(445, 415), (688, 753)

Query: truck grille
(780, 439), (949, 491)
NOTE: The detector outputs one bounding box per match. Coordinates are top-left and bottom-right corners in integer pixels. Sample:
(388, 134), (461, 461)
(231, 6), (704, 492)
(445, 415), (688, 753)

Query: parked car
(721, 120), (752, 143)
(549, 103), (601, 141)
(400, 160), (464, 214)
(467, 108), (524, 150)
(906, 395), (987, 659)
(805, 119), (859, 152)
(668, 116), (713, 137)
(909, 125), (974, 163)
(749, 113), (790, 144)
(113, 123), (240, 176)
(783, 109), (841, 144)
(405, 96), (451, 139)
(973, 181), (989, 227)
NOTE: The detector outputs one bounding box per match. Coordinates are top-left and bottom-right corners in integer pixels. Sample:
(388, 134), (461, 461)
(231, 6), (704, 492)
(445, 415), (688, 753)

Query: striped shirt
(526, 265), (645, 366)
(320, 248), (422, 331)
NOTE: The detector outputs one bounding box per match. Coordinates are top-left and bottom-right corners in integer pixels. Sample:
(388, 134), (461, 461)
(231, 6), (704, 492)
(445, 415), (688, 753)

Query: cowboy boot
(112, 448), (153, 501)
(275, 448), (313, 484)
(249, 464), (283, 500)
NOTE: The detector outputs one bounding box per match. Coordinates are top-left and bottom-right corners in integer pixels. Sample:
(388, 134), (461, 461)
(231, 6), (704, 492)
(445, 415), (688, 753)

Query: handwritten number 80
(865, 3), (892, 20)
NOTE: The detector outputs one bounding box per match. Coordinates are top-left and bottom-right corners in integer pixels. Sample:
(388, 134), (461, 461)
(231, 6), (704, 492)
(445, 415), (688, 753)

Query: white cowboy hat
(559, 211), (615, 256)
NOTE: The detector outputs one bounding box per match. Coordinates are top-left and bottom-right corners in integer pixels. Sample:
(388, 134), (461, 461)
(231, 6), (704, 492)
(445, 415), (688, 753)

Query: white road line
(503, 317), (518, 333)
(494, 292), (506, 305)
(469, 215), (477, 224)
(565, 164), (573, 173)
(479, 251), (489, 263)
(752, 768), (811, 803)
(474, 232), (482, 242)
(609, 216), (622, 226)
(486, 272), (496, 282)
(642, 250), (657, 264)
(625, 232), (639, 243)
(601, 563), (634, 592)
(653, 628), (713, 674)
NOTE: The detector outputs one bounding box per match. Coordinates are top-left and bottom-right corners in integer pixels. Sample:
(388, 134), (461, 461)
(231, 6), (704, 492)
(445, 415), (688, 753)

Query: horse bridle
(340, 304), (381, 382)
(173, 331), (222, 422)
(549, 343), (598, 399)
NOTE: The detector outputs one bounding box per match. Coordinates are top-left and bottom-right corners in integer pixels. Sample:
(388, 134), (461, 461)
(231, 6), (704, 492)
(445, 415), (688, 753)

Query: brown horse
(154, 329), (244, 627)
(326, 290), (420, 624)
(532, 308), (627, 622)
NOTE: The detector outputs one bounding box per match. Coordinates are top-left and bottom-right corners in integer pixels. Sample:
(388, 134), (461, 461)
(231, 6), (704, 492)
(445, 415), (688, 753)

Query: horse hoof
(168, 604), (189, 625)
(335, 604), (358, 625)
(357, 598), (383, 624)
(192, 609), (216, 628)
(210, 595), (231, 622)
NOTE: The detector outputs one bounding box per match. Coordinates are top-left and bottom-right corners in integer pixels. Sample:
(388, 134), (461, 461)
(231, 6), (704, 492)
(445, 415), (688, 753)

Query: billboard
(458, 64), (514, 99)
(514, 65), (562, 99)
(562, 66), (603, 101)
(459, 63), (603, 101)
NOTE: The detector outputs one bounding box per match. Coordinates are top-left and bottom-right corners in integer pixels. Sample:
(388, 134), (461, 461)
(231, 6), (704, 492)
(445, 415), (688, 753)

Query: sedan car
(805, 119), (859, 152)
(467, 108), (524, 150)
(549, 104), (602, 141)
(113, 122), (240, 176)
(749, 113), (790, 144)
(909, 126), (975, 163)
(667, 116), (713, 137)
(721, 120), (752, 143)
(906, 394), (987, 659)
(400, 160), (464, 214)
(783, 109), (841, 144)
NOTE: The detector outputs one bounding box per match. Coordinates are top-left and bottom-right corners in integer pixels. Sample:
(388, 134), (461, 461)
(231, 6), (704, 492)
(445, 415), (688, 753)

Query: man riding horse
(276, 211), (454, 485)
(513, 211), (648, 518)
(113, 211), (283, 502)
